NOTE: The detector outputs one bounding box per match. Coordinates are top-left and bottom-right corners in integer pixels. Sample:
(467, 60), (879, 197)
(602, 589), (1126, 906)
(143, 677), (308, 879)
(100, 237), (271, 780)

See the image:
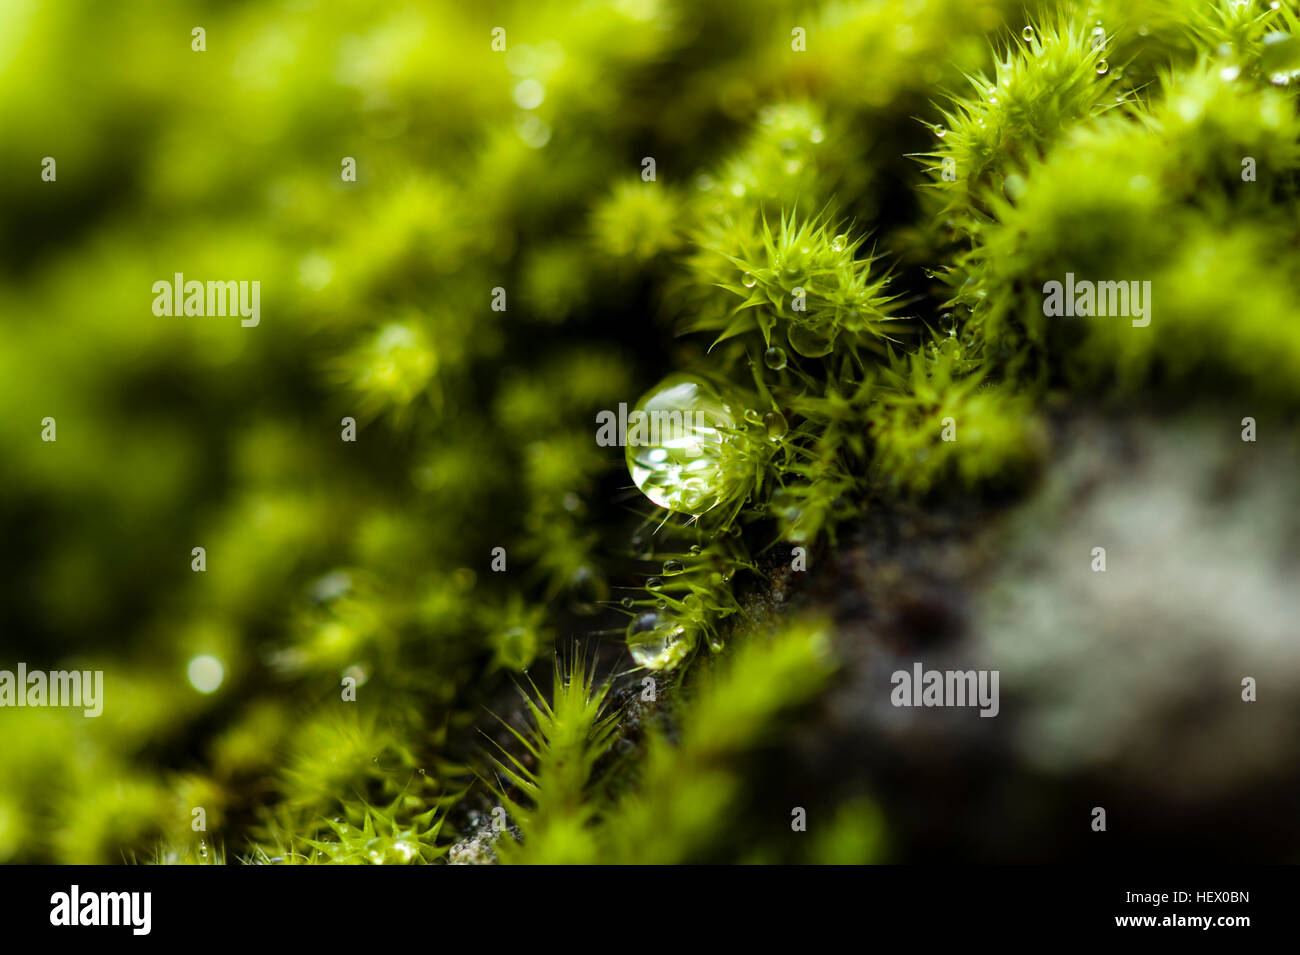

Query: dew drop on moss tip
(625, 373), (740, 515)
(646, 576), (664, 590)
(620, 596), (635, 609)
(741, 271), (757, 288)
(688, 544), (703, 555)
(763, 410), (789, 442)
(831, 233), (848, 252)
(933, 125), (946, 140)
(764, 345), (788, 370)
(626, 611), (687, 669)
(1022, 26), (1033, 40)
(662, 559), (685, 575)
(1096, 60), (1109, 75)
(788, 323), (835, 358)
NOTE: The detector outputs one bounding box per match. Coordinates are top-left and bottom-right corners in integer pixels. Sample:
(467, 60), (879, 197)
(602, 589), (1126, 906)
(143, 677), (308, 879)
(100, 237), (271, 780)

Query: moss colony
(1, 0), (1299, 864)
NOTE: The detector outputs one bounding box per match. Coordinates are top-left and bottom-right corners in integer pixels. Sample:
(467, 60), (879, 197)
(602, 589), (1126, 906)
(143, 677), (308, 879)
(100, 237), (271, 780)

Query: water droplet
(763, 346), (788, 370)
(1096, 60), (1109, 75)
(625, 374), (744, 515)
(831, 233), (848, 252)
(646, 576), (664, 591)
(418, 767), (427, 775)
(809, 126), (824, 143)
(787, 324), (836, 358)
(620, 596), (635, 609)
(933, 125), (946, 139)
(662, 559), (685, 575)
(626, 612), (691, 669)
(743, 408), (762, 426)
(763, 410), (789, 442)
(688, 544), (703, 556)
(741, 272), (757, 288)
(1221, 64), (1241, 81)
(198, 841), (208, 858)
(1022, 26), (1034, 40)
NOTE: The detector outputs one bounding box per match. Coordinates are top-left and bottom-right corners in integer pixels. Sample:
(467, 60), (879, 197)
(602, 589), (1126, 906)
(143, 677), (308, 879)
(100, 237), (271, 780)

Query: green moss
(3, 0), (1298, 865)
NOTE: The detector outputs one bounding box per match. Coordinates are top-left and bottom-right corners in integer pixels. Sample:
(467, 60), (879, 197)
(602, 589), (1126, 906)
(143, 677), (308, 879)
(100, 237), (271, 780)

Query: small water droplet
(763, 410), (789, 442)
(708, 633), (725, 652)
(763, 346), (788, 370)
(830, 233), (848, 252)
(1221, 65), (1241, 81)
(1096, 60), (1109, 75)
(933, 125), (946, 139)
(741, 272), (757, 288)
(198, 841), (208, 858)
(809, 126), (824, 143)
(743, 408), (762, 426)
(1022, 26), (1034, 40)
(662, 559), (685, 575)
(688, 544), (703, 555)
(646, 576), (664, 590)
(620, 596), (635, 609)
(418, 767), (427, 775)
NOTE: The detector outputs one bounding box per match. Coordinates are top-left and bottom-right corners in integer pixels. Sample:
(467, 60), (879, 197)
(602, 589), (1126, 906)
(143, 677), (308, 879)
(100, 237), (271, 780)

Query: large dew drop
(626, 374), (739, 515)
(626, 611), (693, 670)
